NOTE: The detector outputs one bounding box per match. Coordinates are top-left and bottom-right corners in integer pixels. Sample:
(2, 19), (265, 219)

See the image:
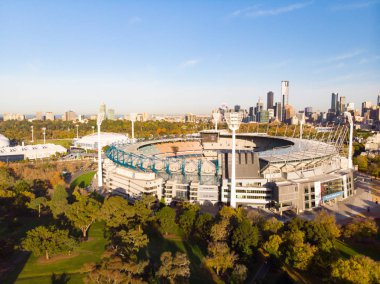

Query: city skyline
(0, 0), (379, 114)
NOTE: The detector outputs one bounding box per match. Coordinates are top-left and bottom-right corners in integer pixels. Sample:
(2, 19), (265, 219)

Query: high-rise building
(35, 112), (43, 120)
(362, 101), (372, 117)
(377, 94), (380, 106)
(331, 93), (339, 113)
(305, 107), (313, 117)
(257, 110), (269, 123)
(63, 110), (77, 121)
(108, 109), (116, 120)
(99, 103), (107, 118)
(281, 81), (289, 121)
(275, 102), (282, 121)
(3, 113), (25, 121)
(339, 96), (346, 114)
(45, 112), (55, 121)
(284, 104), (295, 122)
(267, 91), (274, 110)
(255, 98), (264, 115)
(234, 105), (241, 112)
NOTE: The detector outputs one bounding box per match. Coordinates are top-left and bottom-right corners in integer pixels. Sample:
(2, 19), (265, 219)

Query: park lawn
(70, 171), (96, 190)
(335, 239), (380, 261)
(14, 222), (106, 284)
(33, 139), (73, 149)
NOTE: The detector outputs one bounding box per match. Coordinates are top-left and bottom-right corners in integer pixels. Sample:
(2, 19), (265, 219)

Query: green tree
(134, 194), (156, 232)
(231, 264), (248, 284)
(22, 226), (76, 260)
(27, 196), (47, 217)
(100, 196), (136, 228)
(178, 209), (197, 236)
(13, 180), (31, 195)
(231, 220), (259, 256)
(156, 206), (178, 235)
(331, 255), (380, 284)
(116, 228), (149, 256)
(194, 213), (213, 240)
(262, 217), (283, 235)
(65, 196), (101, 237)
(263, 234), (283, 257)
(48, 184), (69, 218)
(157, 251), (190, 284)
(206, 242), (238, 276)
(210, 218), (231, 242)
(343, 219), (378, 241)
(357, 155), (369, 172)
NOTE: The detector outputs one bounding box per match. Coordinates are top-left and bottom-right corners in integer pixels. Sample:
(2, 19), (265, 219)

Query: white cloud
(230, 2), (313, 18)
(179, 59), (201, 68)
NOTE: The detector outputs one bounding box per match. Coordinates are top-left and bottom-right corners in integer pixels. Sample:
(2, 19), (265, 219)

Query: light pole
(97, 113), (105, 188)
(300, 120), (304, 139)
(130, 113), (137, 142)
(31, 126), (34, 143)
(212, 111), (220, 131)
(344, 112), (354, 169)
(76, 125), (79, 139)
(225, 112), (243, 208)
(42, 127), (46, 144)
(92, 126), (95, 135)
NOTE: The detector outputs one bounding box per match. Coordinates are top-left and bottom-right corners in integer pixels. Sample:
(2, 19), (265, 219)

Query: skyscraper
(108, 109), (116, 120)
(339, 96), (346, 114)
(377, 94), (380, 106)
(234, 105), (241, 112)
(267, 91), (274, 110)
(275, 102), (282, 121)
(281, 81), (289, 121)
(331, 93), (339, 113)
(99, 103), (107, 119)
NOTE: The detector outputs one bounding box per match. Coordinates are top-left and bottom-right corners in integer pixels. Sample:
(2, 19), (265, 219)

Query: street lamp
(225, 112), (243, 208)
(97, 113), (105, 188)
(76, 125), (79, 139)
(130, 113), (137, 142)
(31, 126), (34, 143)
(92, 126), (95, 135)
(42, 127), (46, 144)
(344, 112), (354, 170)
(212, 111), (221, 131)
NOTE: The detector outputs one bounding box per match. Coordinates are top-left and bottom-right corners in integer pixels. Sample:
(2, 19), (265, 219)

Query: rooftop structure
(0, 134), (10, 148)
(0, 144), (66, 161)
(73, 132), (129, 150)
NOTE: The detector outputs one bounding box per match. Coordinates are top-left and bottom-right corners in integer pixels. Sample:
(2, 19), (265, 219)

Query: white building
(0, 144), (66, 161)
(0, 134), (10, 148)
(74, 132), (129, 150)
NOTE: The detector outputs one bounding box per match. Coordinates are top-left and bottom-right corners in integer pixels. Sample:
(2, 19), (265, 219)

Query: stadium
(103, 125), (355, 214)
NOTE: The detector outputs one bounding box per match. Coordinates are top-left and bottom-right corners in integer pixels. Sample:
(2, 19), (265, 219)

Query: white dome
(74, 132), (129, 150)
(0, 134), (10, 148)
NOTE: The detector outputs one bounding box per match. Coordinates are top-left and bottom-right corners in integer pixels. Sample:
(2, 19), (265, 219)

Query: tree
(48, 185), (69, 218)
(115, 228), (149, 256)
(100, 196), (136, 228)
(331, 255), (380, 284)
(231, 220), (259, 256)
(27, 196), (47, 217)
(282, 229), (317, 270)
(13, 180), (31, 195)
(194, 213), (213, 240)
(206, 242), (238, 276)
(210, 219), (231, 242)
(357, 155), (368, 172)
(262, 217), (283, 235)
(22, 226), (76, 260)
(157, 251), (190, 284)
(231, 264), (248, 284)
(156, 206), (178, 235)
(65, 196), (101, 237)
(178, 209), (197, 236)
(263, 234), (283, 257)
(134, 194), (156, 232)
(343, 219), (378, 241)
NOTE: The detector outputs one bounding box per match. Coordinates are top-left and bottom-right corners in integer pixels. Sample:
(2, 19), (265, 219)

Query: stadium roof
(0, 134), (10, 148)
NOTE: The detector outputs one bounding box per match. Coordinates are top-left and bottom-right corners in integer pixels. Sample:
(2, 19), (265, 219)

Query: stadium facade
(102, 128), (354, 214)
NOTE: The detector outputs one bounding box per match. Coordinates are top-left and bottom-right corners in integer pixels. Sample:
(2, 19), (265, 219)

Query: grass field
(335, 239), (380, 261)
(70, 171), (96, 190)
(13, 222), (106, 284)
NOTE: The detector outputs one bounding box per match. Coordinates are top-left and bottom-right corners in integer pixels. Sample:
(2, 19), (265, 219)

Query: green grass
(335, 239), (380, 261)
(12, 222), (106, 284)
(70, 171), (96, 190)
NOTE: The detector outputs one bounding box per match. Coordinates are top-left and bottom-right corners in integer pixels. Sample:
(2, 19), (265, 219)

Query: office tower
(362, 101), (372, 117)
(142, 112), (149, 122)
(305, 107), (313, 117)
(63, 110), (77, 121)
(248, 107), (254, 117)
(267, 91), (274, 110)
(45, 112), (55, 121)
(99, 103), (107, 119)
(346, 102), (355, 112)
(275, 102), (282, 121)
(35, 112), (43, 120)
(339, 96), (346, 114)
(377, 94), (380, 106)
(255, 97), (264, 115)
(234, 105), (241, 112)
(258, 110), (269, 123)
(284, 104), (295, 121)
(331, 93), (339, 113)
(108, 109), (116, 120)
(268, 109), (275, 120)
(281, 81), (289, 121)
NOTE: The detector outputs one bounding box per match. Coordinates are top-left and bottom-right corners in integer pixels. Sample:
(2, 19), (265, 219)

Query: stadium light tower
(212, 111), (221, 131)
(42, 127), (46, 144)
(76, 125), (79, 139)
(225, 112), (243, 208)
(92, 126), (95, 135)
(300, 120), (304, 139)
(344, 112), (354, 169)
(31, 126), (34, 143)
(130, 113), (137, 142)
(97, 113), (105, 188)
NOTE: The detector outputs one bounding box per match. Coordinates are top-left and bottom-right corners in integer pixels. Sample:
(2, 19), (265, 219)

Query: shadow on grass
(2, 251), (31, 284)
(51, 272), (70, 284)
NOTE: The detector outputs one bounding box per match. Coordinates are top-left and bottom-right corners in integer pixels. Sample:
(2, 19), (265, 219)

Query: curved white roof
(74, 132), (129, 149)
(0, 134), (10, 148)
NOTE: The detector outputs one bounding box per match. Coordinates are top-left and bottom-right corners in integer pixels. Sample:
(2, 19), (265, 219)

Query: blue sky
(0, 0), (379, 114)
